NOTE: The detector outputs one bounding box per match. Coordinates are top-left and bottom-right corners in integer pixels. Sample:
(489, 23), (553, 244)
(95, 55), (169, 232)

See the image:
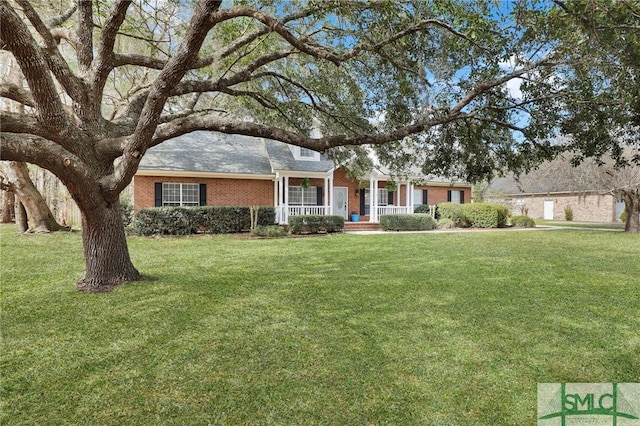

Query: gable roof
(139, 131), (334, 176)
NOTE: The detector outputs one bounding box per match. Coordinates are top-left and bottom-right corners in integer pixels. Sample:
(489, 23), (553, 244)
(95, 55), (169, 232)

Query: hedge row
(380, 214), (437, 231)
(437, 202), (508, 228)
(133, 206), (275, 236)
(288, 215), (344, 234)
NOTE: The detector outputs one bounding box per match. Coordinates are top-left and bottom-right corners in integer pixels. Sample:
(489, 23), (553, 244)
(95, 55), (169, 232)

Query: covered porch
(274, 169), (417, 225)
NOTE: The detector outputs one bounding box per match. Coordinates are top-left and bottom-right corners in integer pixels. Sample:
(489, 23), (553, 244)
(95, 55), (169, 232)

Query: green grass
(536, 219), (625, 230)
(1, 224), (639, 425)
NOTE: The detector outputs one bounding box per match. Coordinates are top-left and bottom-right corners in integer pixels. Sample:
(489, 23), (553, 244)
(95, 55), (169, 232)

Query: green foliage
(119, 196), (134, 229)
(437, 203), (468, 227)
(620, 210), (627, 223)
(288, 215), (344, 234)
(438, 202), (508, 228)
(379, 214), (436, 231)
(510, 215), (536, 228)
(463, 203), (509, 228)
(437, 218), (456, 229)
(133, 206), (275, 236)
(564, 205), (574, 221)
(251, 225), (288, 238)
(413, 204), (430, 214)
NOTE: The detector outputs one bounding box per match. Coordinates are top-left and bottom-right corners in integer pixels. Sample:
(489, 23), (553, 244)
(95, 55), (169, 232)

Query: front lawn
(1, 225), (638, 425)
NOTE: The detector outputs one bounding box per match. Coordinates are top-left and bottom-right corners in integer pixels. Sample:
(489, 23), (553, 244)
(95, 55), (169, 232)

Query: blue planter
(350, 213), (360, 222)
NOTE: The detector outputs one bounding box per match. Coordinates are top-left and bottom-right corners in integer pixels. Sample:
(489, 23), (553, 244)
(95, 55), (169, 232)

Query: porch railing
(277, 206), (331, 224)
(376, 206), (410, 217)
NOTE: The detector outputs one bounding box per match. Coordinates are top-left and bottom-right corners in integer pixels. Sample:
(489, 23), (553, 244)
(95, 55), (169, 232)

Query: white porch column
(408, 182), (414, 213)
(324, 176), (330, 215)
(370, 177), (379, 222)
(274, 176), (280, 223)
(284, 176), (289, 224)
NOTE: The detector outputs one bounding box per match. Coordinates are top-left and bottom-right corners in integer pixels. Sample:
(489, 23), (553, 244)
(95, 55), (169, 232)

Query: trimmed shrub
(380, 214), (437, 231)
(133, 206), (275, 236)
(510, 215), (536, 228)
(437, 218), (455, 229)
(463, 203), (509, 228)
(413, 204), (430, 214)
(251, 225), (288, 238)
(437, 202), (467, 227)
(289, 215), (344, 234)
(564, 205), (574, 221)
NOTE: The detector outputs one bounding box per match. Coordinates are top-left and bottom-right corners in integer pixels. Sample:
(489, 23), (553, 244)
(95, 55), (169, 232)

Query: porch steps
(343, 222), (381, 232)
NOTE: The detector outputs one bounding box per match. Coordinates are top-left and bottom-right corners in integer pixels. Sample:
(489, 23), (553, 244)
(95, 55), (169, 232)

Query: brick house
(488, 176), (625, 223)
(133, 131), (471, 224)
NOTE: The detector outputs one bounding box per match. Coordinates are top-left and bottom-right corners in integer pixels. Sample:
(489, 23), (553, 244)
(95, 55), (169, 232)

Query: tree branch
(92, 0), (133, 98)
(0, 2), (70, 132)
(0, 83), (35, 108)
(45, 3), (77, 27)
(76, 0), (93, 74)
(104, 0), (223, 196)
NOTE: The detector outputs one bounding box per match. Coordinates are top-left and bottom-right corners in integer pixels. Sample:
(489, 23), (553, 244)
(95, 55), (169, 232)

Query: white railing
(277, 206), (331, 224)
(377, 206), (410, 217)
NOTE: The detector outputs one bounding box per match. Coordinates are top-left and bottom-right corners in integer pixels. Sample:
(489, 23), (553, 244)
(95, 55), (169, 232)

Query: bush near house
(413, 204), (430, 214)
(133, 206), (275, 235)
(380, 214), (437, 231)
(437, 202), (508, 228)
(437, 218), (455, 229)
(463, 203), (509, 228)
(288, 215), (344, 234)
(436, 202), (467, 227)
(510, 215), (536, 228)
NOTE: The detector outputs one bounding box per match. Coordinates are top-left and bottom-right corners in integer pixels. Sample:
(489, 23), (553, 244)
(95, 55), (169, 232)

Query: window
(363, 188), (388, 215)
(299, 147), (315, 158)
(448, 190), (465, 204)
(289, 186), (317, 205)
(162, 183), (200, 206)
(291, 146), (320, 161)
(414, 188), (427, 210)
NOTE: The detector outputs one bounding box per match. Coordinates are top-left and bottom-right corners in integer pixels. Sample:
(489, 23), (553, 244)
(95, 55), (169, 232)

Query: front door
(543, 200), (554, 220)
(333, 187), (348, 219)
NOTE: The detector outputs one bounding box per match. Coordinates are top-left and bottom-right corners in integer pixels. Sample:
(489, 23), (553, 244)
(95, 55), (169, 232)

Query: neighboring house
(133, 131), (471, 224)
(489, 176), (625, 223)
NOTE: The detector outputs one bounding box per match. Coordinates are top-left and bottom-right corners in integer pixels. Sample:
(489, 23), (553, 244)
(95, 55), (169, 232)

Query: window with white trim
(364, 188), (388, 215)
(162, 182), (200, 206)
(299, 147), (315, 158)
(288, 186), (317, 205)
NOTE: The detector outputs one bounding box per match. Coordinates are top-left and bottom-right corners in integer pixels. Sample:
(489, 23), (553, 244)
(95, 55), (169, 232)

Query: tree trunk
(15, 199), (28, 233)
(622, 189), (640, 233)
(4, 162), (69, 233)
(76, 199), (141, 292)
(1, 190), (14, 223)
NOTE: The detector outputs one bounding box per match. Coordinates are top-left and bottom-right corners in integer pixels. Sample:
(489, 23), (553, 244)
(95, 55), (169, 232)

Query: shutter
(388, 190), (394, 205)
(460, 190), (465, 204)
(422, 190), (428, 205)
(316, 186), (323, 206)
(447, 190), (452, 202)
(154, 183), (162, 207)
(199, 183), (207, 206)
(359, 188), (365, 215)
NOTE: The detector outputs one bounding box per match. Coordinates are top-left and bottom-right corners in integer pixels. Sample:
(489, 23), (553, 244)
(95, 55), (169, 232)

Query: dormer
(291, 145), (320, 161)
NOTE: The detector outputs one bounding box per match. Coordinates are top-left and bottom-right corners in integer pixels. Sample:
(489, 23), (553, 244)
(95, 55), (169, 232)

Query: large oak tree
(1, 0), (637, 291)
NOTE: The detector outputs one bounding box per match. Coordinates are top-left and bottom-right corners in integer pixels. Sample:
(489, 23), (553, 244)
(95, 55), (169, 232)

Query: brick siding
(134, 169), (472, 213)
(506, 193), (618, 222)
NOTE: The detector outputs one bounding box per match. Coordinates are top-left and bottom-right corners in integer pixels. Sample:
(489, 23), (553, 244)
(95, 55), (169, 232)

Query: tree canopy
(1, 0), (638, 290)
